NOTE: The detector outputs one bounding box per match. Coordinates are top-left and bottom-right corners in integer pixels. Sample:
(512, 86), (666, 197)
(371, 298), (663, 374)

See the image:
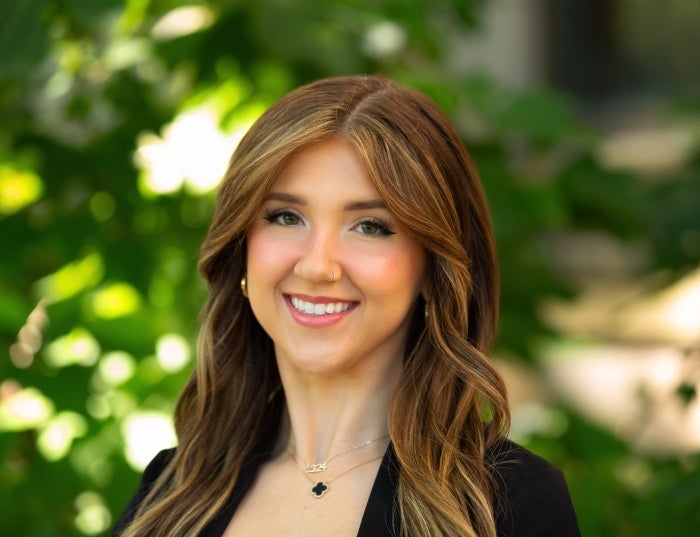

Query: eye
(354, 218), (395, 236)
(264, 209), (302, 226)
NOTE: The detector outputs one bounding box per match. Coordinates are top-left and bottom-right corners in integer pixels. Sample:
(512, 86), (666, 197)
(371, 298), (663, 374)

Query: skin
(247, 139), (426, 380)
(232, 138), (426, 534)
(126, 78), (507, 537)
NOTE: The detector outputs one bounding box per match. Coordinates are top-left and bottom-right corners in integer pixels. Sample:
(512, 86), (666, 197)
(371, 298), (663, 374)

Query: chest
(223, 456), (381, 537)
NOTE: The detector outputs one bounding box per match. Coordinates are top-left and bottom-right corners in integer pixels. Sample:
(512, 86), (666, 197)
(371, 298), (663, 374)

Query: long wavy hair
(121, 75), (509, 537)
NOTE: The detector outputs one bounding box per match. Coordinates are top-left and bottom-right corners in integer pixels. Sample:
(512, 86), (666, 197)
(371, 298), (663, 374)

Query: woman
(113, 75), (581, 537)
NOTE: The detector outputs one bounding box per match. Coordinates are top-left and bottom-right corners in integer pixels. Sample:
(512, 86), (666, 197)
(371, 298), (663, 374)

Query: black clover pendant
(311, 481), (329, 498)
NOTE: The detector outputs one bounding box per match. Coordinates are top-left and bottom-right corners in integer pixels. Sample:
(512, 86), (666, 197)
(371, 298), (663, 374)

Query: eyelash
(354, 217), (395, 236)
(262, 209), (396, 236)
(263, 208), (301, 226)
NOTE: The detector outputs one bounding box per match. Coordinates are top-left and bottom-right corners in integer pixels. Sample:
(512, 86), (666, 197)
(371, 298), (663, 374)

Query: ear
(419, 254), (434, 302)
(420, 279), (432, 304)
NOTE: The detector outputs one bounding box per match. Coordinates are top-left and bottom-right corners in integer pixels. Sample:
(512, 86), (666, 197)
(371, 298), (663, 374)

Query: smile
(289, 296), (355, 316)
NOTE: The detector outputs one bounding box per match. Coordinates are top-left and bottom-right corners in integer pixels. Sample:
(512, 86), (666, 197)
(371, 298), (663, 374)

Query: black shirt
(113, 439), (581, 536)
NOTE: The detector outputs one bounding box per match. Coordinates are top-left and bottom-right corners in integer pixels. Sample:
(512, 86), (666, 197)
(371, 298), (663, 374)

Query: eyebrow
(265, 192), (387, 211)
(266, 192), (304, 204)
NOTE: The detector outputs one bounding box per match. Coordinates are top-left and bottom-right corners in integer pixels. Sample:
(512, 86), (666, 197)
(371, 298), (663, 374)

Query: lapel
(356, 443), (400, 537)
(204, 444), (401, 536)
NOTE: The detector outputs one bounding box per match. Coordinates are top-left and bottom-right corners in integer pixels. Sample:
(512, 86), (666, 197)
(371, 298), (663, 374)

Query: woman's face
(246, 138), (427, 379)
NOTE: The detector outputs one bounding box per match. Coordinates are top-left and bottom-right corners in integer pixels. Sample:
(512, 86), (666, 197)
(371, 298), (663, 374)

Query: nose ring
(327, 271), (336, 282)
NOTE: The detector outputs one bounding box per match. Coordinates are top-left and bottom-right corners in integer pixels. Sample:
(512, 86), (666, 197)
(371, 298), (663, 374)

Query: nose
(293, 230), (341, 283)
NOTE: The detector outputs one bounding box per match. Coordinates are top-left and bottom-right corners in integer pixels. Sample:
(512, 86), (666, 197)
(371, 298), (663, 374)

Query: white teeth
(290, 296), (353, 316)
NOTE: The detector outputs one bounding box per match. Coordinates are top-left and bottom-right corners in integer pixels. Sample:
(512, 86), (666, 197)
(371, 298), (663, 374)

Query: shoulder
(111, 448), (176, 536)
(487, 439), (566, 491)
(487, 439), (581, 537)
(140, 448), (176, 484)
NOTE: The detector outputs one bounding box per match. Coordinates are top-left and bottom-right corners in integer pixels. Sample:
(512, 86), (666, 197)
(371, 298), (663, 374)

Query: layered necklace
(289, 434), (388, 498)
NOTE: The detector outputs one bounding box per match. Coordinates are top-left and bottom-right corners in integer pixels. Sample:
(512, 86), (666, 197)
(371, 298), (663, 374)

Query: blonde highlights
(120, 75), (509, 537)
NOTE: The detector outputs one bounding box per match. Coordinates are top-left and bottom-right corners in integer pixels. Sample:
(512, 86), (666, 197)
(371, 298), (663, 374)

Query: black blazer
(113, 439), (581, 536)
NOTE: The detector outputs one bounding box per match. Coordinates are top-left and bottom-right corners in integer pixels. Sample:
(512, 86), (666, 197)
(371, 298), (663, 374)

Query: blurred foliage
(1, 1), (699, 536)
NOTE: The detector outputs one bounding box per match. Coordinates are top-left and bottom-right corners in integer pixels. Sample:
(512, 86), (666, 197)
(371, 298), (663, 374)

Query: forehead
(269, 139), (380, 200)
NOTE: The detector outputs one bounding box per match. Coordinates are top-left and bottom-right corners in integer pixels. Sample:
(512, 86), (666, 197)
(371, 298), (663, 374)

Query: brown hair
(121, 75), (509, 537)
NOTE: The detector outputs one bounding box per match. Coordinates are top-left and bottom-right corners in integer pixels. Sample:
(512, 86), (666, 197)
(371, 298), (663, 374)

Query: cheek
(394, 247), (428, 297)
(245, 232), (296, 317)
(346, 246), (426, 296)
(246, 231), (297, 274)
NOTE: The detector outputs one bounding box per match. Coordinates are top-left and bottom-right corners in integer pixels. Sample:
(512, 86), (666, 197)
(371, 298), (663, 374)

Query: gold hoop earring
(240, 276), (248, 298)
(424, 303), (429, 320)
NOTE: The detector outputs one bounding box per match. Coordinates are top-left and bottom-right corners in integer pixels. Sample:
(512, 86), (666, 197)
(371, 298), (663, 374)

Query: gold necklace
(291, 434), (388, 473)
(293, 454), (384, 498)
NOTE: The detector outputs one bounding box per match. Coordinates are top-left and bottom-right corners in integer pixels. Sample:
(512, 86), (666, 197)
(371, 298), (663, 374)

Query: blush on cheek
(248, 236), (297, 268)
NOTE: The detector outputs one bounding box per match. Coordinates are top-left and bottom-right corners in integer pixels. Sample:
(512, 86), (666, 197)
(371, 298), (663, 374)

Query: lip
(284, 293), (358, 328)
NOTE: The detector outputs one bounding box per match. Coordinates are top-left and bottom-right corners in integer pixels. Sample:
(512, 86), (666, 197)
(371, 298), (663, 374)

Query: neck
(278, 365), (399, 464)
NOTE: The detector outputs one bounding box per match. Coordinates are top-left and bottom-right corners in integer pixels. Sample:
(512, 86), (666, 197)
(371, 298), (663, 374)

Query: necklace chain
(287, 433), (389, 499)
(293, 454), (384, 498)
(291, 433), (388, 474)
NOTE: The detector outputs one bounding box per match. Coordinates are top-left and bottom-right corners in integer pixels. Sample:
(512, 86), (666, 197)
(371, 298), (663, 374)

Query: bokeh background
(1, 0), (699, 535)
